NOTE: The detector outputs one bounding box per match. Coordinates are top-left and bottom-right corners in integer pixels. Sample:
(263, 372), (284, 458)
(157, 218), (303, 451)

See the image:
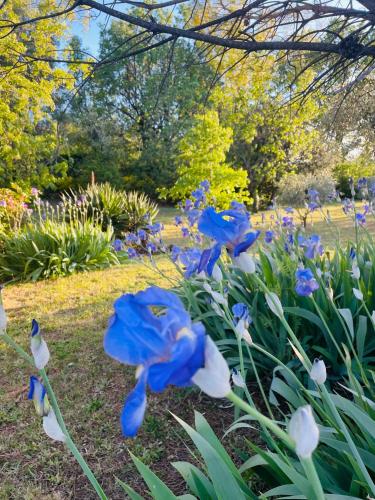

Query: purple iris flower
(232, 303), (251, 323)
(147, 242), (157, 254)
(187, 209), (201, 227)
(349, 247), (356, 260)
(197, 207), (260, 275)
(126, 233), (139, 245)
(299, 234), (324, 259)
(357, 177), (367, 190)
(181, 227), (190, 238)
(147, 223), (164, 235)
(192, 188), (205, 202)
(356, 213), (366, 225)
(282, 216), (295, 229)
(308, 189), (319, 202)
(137, 229), (147, 241)
(285, 207), (294, 214)
(171, 245), (181, 262)
(200, 180), (210, 192)
(175, 216), (183, 226)
(184, 199), (193, 211)
(178, 247), (202, 278)
(342, 199), (354, 214)
(104, 287), (206, 437)
(113, 239), (123, 252)
(264, 231), (274, 244)
(127, 248), (138, 259)
(308, 202), (319, 211)
(295, 268), (319, 296)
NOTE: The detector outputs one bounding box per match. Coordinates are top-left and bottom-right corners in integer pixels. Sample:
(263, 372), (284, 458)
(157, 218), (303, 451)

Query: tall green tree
(63, 20), (213, 194)
(162, 110), (249, 208)
(0, 0), (71, 188)
(211, 55), (321, 209)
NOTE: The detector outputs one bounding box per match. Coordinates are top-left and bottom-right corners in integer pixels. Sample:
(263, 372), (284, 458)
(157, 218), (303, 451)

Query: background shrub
(277, 168), (336, 206)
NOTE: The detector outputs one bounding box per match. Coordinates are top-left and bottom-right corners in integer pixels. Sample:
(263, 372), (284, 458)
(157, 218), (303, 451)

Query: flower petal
(192, 337), (231, 398)
(43, 410), (66, 442)
(31, 337), (50, 370)
(233, 230), (260, 256)
(121, 371), (148, 438)
(148, 325), (205, 391)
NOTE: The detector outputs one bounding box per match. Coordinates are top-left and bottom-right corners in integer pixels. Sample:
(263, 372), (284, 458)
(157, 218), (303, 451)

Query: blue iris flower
(298, 234), (324, 259)
(264, 230), (274, 244)
(356, 213), (366, 225)
(197, 207), (260, 275)
(295, 268), (319, 296)
(200, 180), (210, 192)
(357, 177), (367, 190)
(178, 247), (202, 278)
(232, 303), (251, 323)
(175, 216), (183, 226)
(104, 287), (205, 437)
(127, 248), (138, 259)
(113, 239), (123, 252)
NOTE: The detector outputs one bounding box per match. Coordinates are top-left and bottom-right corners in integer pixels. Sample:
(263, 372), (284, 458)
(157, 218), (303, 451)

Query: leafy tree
(62, 20), (213, 194)
(0, 0), (71, 188)
(211, 55), (321, 210)
(162, 110), (249, 208)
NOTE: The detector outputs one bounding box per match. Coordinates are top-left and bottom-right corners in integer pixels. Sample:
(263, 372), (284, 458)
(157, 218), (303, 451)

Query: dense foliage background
(1, 2), (374, 208)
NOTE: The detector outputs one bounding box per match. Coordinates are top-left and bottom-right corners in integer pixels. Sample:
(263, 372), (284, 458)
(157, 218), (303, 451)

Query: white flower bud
(192, 337), (231, 398)
(30, 321), (50, 370)
(234, 253), (256, 274)
(353, 288), (363, 301)
(212, 264), (223, 283)
(211, 301), (225, 318)
(351, 263), (360, 280)
(326, 287), (334, 301)
(265, 292), (284, 318)
(235, 319), (253, 346)
(310, 359), (327, 385)
(288, 405), (319, 458)
(210, 291), (228, 306)
(232, 370), (246, 388)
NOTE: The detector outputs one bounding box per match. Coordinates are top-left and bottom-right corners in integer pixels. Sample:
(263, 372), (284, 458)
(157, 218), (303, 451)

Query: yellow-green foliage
(0, 1), (73, 187)
(161, 110), (250, 208)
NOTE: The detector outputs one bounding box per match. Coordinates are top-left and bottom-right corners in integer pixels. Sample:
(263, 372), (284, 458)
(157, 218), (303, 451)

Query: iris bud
(212, 264), (223, 283)
(30, 320), (50, 370)
(310, 359), (327, 384)
(288, 405), (319, 458)
(234, 253), (256, 274)
(266, 292), (284, 318)
(353, 288), (363, 301)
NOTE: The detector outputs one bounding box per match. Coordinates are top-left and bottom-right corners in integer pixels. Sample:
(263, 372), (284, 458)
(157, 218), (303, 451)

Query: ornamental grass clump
(0, 217), (120, 282)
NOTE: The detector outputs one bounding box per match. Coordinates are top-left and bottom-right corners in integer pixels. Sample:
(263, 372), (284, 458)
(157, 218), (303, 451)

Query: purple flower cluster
(295, 268), (319, 297)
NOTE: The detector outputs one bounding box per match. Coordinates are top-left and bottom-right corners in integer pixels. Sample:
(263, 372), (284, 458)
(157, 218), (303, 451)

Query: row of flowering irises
(1, 260), (375, 498)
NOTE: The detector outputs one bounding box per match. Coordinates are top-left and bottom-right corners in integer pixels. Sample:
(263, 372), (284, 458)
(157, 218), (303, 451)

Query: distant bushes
(277, 168), (336, 206)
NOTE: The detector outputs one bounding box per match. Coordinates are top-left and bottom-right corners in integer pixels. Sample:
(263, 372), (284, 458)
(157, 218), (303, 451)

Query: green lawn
(1, 203), (373, 499)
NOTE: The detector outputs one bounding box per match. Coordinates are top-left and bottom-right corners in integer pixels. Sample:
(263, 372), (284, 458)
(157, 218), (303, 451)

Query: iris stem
(0, 331), (108, 500)
(227, 391), (294, 450)
(300, 457), (325, 500)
